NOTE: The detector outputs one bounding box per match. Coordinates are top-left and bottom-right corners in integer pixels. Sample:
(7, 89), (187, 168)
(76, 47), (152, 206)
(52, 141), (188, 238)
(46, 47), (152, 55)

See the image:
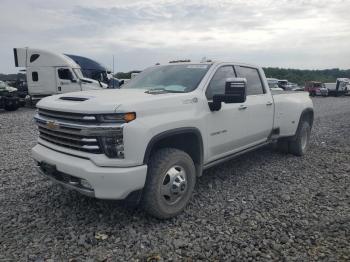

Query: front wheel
(142, 148), (196, 219)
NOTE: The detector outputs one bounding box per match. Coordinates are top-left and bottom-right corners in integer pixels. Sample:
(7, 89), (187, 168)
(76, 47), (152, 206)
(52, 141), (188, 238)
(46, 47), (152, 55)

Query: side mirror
(71, 79), (77, 83)
(209, 78), (247, 111)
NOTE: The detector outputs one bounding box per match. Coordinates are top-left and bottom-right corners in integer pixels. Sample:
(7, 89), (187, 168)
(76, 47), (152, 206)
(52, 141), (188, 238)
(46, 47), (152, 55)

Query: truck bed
(271, 90), (312, 137)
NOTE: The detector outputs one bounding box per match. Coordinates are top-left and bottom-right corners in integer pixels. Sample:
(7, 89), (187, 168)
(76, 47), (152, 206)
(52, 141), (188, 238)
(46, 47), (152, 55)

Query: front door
(205, 65), (252, 163)
(56, 67), (81, 93)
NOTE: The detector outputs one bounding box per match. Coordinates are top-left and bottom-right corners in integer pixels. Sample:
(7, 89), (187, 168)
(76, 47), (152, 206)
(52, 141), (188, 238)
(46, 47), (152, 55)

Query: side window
(30, 54), (40, 63)
(206, 66), (235, 99)
(237, 66), (264, 95)
(58, 68), (73, 80)
(32, 72), (38, 82)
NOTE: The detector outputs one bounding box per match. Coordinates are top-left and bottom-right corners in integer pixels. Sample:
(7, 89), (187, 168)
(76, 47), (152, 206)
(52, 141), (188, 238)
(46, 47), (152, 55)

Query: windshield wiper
(145, 88), (184, 94)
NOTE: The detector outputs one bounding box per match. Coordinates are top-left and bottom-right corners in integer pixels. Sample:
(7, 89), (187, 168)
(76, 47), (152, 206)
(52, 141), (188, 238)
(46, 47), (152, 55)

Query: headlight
(100, 135), (124, 159)
(98, 112), (136, 123)
(97, 113), (135, 158)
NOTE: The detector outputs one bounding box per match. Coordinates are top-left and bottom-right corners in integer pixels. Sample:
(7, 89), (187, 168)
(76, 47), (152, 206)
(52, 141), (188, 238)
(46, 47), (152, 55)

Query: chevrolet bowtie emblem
(46, 120), (59, 129)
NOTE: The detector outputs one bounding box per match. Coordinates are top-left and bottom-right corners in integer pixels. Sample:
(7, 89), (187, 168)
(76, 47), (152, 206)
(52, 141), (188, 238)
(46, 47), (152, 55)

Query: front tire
(142, 148), (196, 219)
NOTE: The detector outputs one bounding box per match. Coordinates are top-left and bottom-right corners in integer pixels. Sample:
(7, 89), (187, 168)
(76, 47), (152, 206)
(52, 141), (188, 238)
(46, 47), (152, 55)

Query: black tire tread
(142, 148), (195, 219)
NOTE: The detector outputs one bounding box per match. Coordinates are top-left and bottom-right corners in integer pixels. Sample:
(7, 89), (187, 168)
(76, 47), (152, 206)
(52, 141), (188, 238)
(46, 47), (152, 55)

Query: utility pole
(112, 55), (115, 89)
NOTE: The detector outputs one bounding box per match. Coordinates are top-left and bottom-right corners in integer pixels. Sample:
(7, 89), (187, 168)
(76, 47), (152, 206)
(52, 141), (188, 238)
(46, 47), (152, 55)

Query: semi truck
(324, 78), (349, 96)
(65, 54), (121, 88)
(13, 48), (108, 104)
(32, 61), (314, 219)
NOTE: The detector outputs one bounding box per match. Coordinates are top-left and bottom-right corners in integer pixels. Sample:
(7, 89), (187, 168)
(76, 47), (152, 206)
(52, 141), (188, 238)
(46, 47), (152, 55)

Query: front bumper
(32, 144), (147, 199)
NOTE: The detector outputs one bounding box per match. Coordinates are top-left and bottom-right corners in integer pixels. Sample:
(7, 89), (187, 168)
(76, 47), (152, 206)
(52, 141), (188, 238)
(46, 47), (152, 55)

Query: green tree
(263, 68), (350, 86)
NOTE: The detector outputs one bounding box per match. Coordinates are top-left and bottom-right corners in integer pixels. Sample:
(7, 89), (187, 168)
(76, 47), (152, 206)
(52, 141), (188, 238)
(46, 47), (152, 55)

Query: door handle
(266, 101), (273, 106)
(238, 105), (248, 110)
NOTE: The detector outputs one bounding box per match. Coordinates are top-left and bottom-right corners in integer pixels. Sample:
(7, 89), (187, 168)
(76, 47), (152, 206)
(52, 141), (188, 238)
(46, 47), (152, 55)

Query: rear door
(235, 66), (274, 144)
(56, 67), (81, 93)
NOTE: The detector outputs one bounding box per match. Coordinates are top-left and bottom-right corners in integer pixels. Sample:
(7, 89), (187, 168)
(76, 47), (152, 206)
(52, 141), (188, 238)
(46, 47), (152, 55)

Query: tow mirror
(209, 78), (247, 111)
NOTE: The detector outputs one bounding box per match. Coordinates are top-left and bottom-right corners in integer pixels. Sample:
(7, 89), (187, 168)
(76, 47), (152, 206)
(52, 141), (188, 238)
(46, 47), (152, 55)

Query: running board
(203, 141), (271, 170)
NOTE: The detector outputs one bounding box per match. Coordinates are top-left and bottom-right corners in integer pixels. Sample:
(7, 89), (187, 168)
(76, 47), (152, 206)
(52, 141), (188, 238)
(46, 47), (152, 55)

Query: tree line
(263, 68), (350, 86)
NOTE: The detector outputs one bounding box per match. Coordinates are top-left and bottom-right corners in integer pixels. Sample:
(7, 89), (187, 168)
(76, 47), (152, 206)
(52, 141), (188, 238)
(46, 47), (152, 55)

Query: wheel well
(143, 129), (203, 176)
(300, 108), (314, 128)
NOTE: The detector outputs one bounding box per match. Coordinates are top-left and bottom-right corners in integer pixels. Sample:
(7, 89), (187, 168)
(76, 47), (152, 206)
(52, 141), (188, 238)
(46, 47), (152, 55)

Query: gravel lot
(0, 97), (349, 261)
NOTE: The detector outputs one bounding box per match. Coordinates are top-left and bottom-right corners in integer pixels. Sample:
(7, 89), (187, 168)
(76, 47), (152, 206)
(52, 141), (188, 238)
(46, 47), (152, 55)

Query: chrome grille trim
(34, 112), (123, 154)
(38, 126), (98, 143)
(34, 114), (123, 136)
(38, 108), (97, 123)
(39, 133), (100, 152)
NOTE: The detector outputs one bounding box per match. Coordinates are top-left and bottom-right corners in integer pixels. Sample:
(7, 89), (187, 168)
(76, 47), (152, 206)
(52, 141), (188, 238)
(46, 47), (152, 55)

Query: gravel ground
(0, 97), (349, 261)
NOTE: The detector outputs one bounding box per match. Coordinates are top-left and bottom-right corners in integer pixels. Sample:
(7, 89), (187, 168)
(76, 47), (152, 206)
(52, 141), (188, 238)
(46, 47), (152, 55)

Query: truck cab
(13, 48), (107, 102)
(65, 54), (122, 88)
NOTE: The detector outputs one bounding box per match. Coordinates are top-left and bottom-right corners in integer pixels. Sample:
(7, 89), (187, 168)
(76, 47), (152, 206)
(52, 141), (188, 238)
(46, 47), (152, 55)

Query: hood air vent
(59, 97), (89, 101)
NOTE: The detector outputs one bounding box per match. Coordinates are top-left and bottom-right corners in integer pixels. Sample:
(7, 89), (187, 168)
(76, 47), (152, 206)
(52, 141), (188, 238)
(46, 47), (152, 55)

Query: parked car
(32, 61), (314, 219)
(267, 78), (284, 91)
(0, 81), (20, 111)
(284, 82), (299, 90)
(304, 81), (328, 96)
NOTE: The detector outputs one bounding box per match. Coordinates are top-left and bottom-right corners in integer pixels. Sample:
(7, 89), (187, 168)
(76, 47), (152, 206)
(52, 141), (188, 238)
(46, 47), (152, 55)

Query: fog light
(80, 179), (93, 189)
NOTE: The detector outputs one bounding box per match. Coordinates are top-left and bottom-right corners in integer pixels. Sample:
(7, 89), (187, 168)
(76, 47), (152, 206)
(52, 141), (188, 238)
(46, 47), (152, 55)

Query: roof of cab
(160, 60), (260, 68)
(15, 47), (80, 68)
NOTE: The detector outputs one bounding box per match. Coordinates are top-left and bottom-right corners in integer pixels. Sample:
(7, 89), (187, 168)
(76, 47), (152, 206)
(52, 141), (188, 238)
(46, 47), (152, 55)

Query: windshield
(123, 64), (211, 93)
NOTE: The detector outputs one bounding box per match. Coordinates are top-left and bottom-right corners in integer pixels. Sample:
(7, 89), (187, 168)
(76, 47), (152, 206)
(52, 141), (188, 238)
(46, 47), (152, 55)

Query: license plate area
(40, 162), (56, 174)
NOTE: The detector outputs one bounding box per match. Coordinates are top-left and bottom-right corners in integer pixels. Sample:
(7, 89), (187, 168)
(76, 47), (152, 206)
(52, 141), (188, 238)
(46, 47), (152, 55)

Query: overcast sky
(1, 0), (349, 73)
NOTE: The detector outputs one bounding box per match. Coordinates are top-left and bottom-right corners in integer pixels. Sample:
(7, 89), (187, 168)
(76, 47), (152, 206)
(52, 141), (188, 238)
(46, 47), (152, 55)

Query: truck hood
(36, 89), (198, 114)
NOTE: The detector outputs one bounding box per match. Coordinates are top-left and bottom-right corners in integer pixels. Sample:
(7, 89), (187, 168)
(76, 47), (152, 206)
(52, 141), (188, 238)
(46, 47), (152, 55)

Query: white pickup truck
(32, 61), (313, 218)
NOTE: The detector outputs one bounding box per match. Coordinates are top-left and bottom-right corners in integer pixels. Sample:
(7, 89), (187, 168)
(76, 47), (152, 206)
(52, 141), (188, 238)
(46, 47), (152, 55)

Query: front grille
(38, 126), (101, 153)
(38, 108), (97, 123)
(36, 109), (102, 154)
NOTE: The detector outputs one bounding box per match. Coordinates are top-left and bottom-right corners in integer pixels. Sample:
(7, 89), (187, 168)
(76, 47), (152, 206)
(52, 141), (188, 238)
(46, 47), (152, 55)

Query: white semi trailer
(13, 48), (107, 103)
(324, 78), (350, 96)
